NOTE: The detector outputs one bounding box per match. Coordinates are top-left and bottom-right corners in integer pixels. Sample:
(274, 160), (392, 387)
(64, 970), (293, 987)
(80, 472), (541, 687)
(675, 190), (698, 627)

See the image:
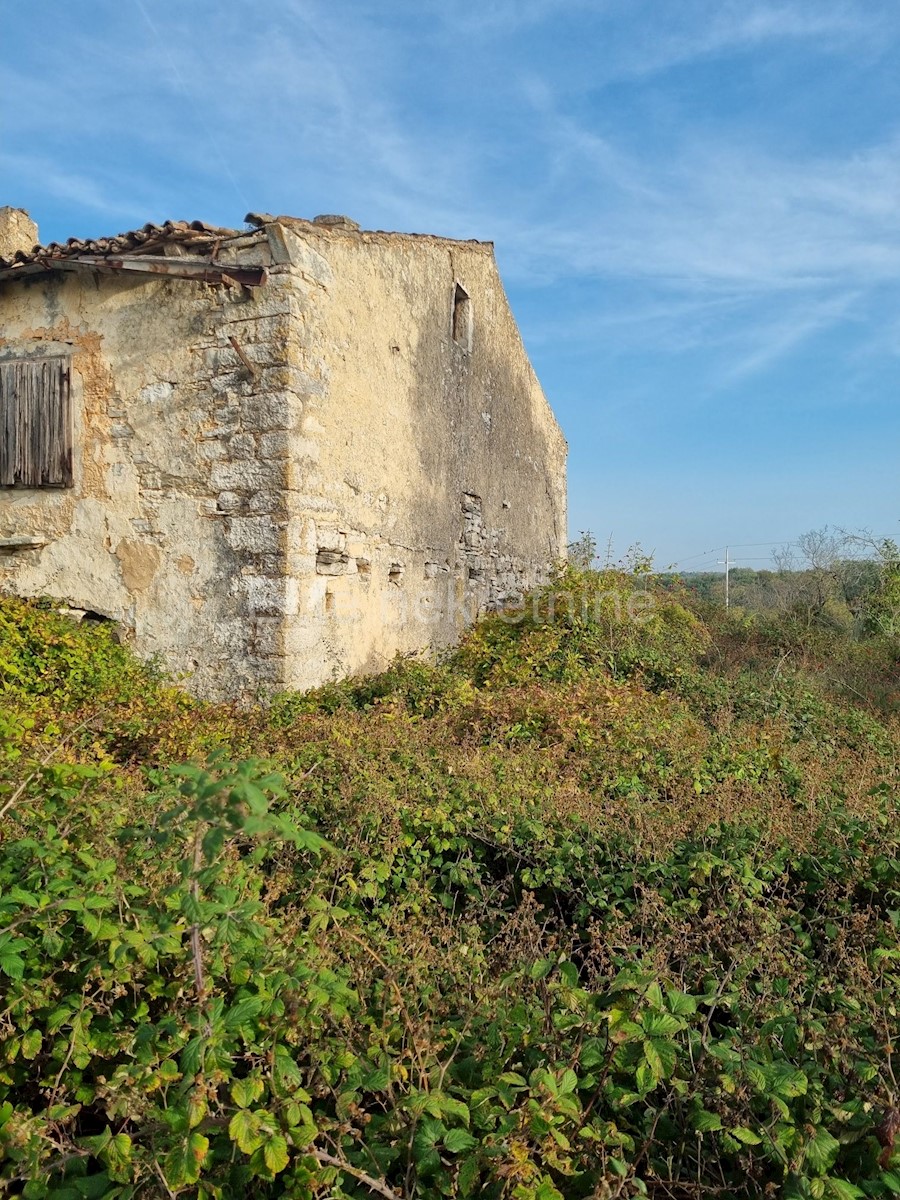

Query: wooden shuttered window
(0, 357), (73, 488)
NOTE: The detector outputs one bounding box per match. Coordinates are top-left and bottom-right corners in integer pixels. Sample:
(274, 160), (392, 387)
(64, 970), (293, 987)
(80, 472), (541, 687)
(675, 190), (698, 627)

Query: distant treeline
(654, 528), (900, 637)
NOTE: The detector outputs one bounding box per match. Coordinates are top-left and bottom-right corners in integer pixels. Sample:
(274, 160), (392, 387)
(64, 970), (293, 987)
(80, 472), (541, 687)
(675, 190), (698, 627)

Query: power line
(670, 539), (796, 570)
(723, 540), (795, 549)
(670, 547), (726, 568)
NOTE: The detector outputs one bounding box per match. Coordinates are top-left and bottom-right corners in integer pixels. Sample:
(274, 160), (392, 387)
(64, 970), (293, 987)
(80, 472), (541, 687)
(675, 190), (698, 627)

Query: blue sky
(4, 0), (900, 569)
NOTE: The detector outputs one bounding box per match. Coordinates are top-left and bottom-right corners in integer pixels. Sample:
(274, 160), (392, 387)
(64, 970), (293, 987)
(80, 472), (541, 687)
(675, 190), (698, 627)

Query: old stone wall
(266, 220), (568, 690)
(0, 232), (308, 698)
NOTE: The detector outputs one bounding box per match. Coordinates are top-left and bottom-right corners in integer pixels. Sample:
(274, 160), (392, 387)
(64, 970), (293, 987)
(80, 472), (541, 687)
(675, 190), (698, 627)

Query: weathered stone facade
(0, 209), (567, 699)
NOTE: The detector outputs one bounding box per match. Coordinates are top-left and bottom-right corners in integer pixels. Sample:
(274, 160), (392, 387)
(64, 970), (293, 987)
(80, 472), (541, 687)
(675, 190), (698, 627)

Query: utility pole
(717, 546), (732, 609)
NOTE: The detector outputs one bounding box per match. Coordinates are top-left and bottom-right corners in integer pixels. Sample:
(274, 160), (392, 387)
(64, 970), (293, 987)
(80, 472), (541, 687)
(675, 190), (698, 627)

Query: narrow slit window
(0, 357), (73, 488)
(451, 283), (472, 351)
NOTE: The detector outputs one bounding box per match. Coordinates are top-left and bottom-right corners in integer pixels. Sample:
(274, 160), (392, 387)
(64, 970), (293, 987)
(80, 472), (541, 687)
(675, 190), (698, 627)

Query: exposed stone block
(210, 461), (272, 492)
(225, 516), (283, 554)
(248, 616), (283, 655)
(316, 549), (350, 575)
(215, 491), (242, 515)
(233, 575), (288, 615)
(198, 441), (228, 462)
(240, 392), (295, 432)
(315, 526), (346, 553)
(258, 430), (291, 460)
(227, 432), (257, 460)
(246, 490), (283, 515)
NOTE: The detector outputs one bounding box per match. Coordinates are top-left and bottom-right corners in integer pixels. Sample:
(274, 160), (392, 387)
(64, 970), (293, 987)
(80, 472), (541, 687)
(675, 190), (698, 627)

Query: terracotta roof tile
(0, 219), (240, 272)
(0, 214), (492, 279)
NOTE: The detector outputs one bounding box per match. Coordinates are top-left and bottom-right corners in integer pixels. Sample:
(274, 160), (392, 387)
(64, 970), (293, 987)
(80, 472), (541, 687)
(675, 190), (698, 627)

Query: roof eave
(0, 255), (267, 288)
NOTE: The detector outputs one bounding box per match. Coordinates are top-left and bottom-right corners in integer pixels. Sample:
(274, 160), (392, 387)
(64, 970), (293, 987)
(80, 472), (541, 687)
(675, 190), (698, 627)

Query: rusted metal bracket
(227, 335), (260, 377)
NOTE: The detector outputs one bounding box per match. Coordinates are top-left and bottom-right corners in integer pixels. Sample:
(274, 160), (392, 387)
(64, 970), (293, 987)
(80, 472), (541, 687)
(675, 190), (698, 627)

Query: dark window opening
(451, 283), (472, 350)
(0, 357), (73, 488)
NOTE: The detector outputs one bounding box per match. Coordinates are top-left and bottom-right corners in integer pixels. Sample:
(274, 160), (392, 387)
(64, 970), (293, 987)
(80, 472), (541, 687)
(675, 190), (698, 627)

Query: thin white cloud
(719, 290), (862, 382)
(590, 0), (888, 83)
(0, 152), (157, 223)
(488, 110), (900, 292)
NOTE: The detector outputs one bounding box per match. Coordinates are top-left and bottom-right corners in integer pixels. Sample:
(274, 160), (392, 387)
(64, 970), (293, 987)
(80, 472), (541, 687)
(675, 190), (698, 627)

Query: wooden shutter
(0, 358), (73, 488)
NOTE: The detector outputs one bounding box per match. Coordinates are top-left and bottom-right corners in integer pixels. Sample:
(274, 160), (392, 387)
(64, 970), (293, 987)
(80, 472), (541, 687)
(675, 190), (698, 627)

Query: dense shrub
(2, 574), (900, 1198)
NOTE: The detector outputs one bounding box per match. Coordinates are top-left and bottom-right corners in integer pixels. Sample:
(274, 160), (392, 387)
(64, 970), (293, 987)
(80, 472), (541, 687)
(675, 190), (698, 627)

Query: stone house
(0, 206), (567, 699)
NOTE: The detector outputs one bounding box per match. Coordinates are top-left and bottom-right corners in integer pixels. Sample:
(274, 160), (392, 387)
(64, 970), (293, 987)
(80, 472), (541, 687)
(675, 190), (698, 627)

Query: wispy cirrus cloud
(491, 81), (900, 292)
(0, 151), (161, 223)
(718, 290), (863, 382)
(601, 0), (887, 80)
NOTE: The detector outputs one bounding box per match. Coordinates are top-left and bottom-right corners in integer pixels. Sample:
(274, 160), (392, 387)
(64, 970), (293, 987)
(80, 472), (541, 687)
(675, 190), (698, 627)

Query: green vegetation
(659, 529), (900, 640)
(2, 570), (900, 1199)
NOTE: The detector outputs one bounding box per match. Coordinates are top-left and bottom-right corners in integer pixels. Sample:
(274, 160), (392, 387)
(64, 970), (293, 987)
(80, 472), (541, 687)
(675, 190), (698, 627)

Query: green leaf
(232, 1075), (265, 1109)
(769, 1065), (808, 1099)
(534, 1179), (565, 1200)
(459, 1155), (480, 1197)
(730, 1126), (763, 1146)
(665, 987), (697, 1016)
(188, 1090), (208, 1129)
(444, 1128), (477, 1154)
(641, 1012), (685, 1038)
(804, 1127), (840, 1174)
(263, 1133), (290, 1175)
(362, 1061), (392, 1091)
(644, 981), (664, 1010)
(413, 1117), (445, 1177)
(164, 1133), (209, 1187)
(201, 825), (227, 862)
(745, 1061), (767, 1090)
(0, 935), (25, 980)
(693, 1110), (723, 1132)
(229, 1108), (264, 1155)
(824, 1179), (865, 1200)
(643, 1040), (664, 1083)
(273, 1048), (306, 1091)
(65, 1173), (113, 1198)
(189, 1133), (209, 1174)
(224, 996), (263, 1031)
(558, 961), (579, 988)
(105, 1133), (132, 1181)
(559, 1068), (578, 1094)
(636, 1060), (656, 1094)
(20, 1029), (42, 1060)
(180, 1035), (204, 1077)
(424, 1093), (470, 1125)
(580, 1038), (607, 1070)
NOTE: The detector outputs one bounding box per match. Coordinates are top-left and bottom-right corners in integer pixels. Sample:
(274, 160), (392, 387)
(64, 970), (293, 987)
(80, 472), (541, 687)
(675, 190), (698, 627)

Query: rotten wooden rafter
(0, 256), (267, 289)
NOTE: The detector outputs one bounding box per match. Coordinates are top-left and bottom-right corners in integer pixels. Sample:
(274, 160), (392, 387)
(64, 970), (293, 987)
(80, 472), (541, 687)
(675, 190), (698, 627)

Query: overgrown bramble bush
(1, 574), (900, 1198)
